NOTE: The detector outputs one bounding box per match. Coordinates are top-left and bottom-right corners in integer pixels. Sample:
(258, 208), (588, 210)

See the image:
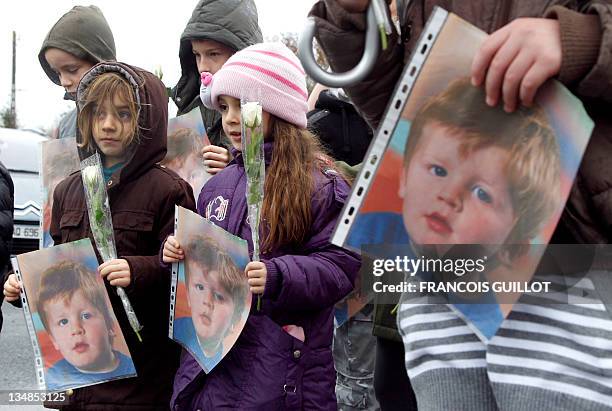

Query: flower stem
(379, 25), (388, 50)
(390, 303), (399, 315)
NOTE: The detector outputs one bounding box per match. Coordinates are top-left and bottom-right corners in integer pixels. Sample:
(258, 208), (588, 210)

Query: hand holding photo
(11, 239), (136, 392)
(334, 8), (594, 337)
(170, 206), (251, 373)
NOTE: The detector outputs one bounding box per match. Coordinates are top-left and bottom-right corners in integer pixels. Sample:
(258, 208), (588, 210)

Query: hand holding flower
(245, 261), (267, 295)
(99, 259), (131, 287)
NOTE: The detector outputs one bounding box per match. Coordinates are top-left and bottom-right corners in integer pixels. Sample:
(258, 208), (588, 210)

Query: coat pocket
(237, 315), (307, 410)
(112, 210), (156, 255)
(58, 209), (85, 243)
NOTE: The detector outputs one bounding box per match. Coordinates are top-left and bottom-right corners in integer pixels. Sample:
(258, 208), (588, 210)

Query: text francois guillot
(371, 256), (551, 294)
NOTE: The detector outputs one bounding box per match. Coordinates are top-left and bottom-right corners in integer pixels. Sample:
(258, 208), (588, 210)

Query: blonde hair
(77, 72), (139, 152)
(404, 78), (561, 256)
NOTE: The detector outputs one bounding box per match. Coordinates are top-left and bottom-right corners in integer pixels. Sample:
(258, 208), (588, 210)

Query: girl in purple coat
(163, 42), (360, 410)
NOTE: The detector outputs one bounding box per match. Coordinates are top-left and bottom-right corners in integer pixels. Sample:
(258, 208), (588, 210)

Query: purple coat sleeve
(263, 172), (361, 310)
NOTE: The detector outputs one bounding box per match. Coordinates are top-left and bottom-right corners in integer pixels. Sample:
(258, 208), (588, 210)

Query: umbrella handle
(298, 4), (380, 88)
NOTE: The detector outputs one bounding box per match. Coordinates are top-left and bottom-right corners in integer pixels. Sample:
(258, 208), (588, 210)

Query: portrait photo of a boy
(40, 138), (80, 248)
(13, 239), (135, 391)
(339, 12), (593, 337)
(173, 235), (248, 372)
(342, 14), (591, 271)
(171, 206), (250, 373)
(162, 107), (211, 197)
(37, 261), (136, 390)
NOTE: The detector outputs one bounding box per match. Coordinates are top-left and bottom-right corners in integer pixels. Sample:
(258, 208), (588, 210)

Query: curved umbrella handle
(298, 5), (380, 88)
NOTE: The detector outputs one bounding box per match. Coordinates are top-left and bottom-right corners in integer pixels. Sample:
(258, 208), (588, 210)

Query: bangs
(78, 72), (140, 152)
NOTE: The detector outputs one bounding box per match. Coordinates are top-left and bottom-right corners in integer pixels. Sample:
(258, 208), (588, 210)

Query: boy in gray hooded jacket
(172, 0), (263, 175)
(39, 5), (116, 140)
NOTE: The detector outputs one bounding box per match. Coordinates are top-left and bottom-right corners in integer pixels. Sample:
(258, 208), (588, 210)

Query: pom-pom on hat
(199, 42), (308, 129)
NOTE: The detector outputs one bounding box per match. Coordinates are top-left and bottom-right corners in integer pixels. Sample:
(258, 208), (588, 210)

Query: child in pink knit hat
(163, 42), (361, 409)
(199, 42), (310, 130)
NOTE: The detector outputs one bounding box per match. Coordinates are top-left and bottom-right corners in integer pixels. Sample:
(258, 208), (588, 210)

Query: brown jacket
(50, 63), (196, 410)
(311, 0), (612, 338)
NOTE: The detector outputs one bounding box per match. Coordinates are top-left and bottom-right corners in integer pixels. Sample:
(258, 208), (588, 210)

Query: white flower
(242, 102), (262, 128)
(82, 165), (100, 188)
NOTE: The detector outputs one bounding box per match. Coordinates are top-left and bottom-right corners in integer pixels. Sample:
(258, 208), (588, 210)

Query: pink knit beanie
(200, 42), (308, 129)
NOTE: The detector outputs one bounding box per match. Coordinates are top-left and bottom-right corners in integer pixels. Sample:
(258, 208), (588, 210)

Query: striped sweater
(397, 271), (612, 411)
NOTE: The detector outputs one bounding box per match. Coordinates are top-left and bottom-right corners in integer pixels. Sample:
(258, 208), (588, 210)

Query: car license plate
(13, 224), (40, 240)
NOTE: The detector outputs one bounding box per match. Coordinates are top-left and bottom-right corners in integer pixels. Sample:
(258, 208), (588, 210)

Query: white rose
(82, 165), (100, 188)
(242, 102), (262, 129)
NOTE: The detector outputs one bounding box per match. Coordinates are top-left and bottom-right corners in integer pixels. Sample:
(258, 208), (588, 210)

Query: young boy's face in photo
(186, 261), (235, 347)
(92, 93), (134, 168)
(172, 152), (207, 193)
(399, 121), (517, 249)
(45, 289), (115, 372)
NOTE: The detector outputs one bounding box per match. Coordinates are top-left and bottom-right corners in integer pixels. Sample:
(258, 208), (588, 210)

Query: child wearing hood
(39, 5), (116, 140)
(172, 0), (263, 175)
(163, 42), (360, 410)
(6, 62), (196, 409)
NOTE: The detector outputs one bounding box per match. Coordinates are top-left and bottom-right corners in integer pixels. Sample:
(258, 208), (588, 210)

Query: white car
(0, 127), (47, 254)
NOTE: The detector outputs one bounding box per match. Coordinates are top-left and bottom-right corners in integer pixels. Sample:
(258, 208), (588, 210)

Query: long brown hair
(77, 72), (139, 152)
(261, 118), (346, 252)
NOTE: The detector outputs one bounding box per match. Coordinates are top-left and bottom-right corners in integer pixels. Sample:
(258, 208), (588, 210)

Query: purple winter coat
(171, 143), (360, 410)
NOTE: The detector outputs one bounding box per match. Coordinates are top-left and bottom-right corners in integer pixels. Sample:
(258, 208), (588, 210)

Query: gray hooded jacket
(172, 0), (262, 147)
(39, 5), (116, 139)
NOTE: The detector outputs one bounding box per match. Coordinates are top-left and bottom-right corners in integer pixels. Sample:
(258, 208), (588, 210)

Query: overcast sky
(0, 0), (317, 131)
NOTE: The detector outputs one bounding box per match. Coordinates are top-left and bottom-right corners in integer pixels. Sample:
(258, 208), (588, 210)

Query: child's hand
(202, 145), (230, 175)
(471, 18), (561, 113)
(3, 273), (21, 302)
(245, 261), (267, 295)
(99, 259), (131, 287)
(163, 235), (184, 263)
